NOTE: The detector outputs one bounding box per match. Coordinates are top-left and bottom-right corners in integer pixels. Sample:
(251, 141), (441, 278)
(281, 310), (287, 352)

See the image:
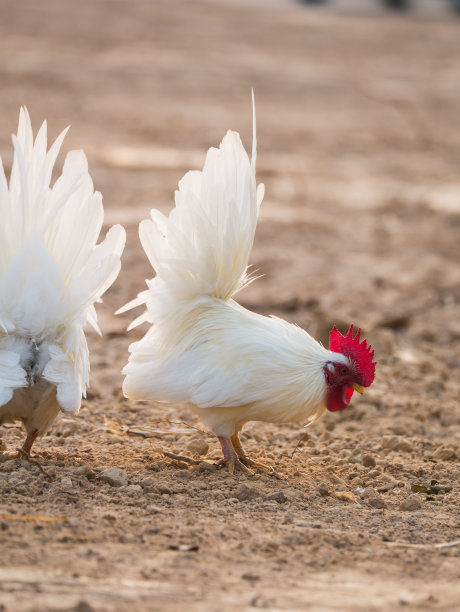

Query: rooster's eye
(340, 367), (348, 375)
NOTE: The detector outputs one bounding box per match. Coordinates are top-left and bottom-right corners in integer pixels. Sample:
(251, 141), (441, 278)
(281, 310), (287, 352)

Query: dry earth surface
(1, 1), (460, 610)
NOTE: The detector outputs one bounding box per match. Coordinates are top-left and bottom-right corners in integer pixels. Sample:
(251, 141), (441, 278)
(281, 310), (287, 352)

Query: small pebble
(60, 476), (73, 491)
(395, 439), (414, 453)
(99, 467), (128, 487)
(266, 491), (287, 504)
(141, 477), (156, 489)
(54, 418), (79, 438)
(335, 491), (356, 503)
(146, 505), (162, 514)
(74, 600), (94, 612)
(186, 439), (209, 457)
(362, 454), (377, 468)
(331, 475), (348, 490)
(123, 484), (143, 495)
(316, 482), (330, 497)
(382, 436), (413, 453)
(399, 495), (422, 511)
(189, 462), (217, 473)
(377, 483), (395, 493)
(8, 469), (28, 484)
(75, 465), (95, 479)
(174, 470), (192, 480)
(362, 487), (377, 499)
(367, 495), (386, 509)
(433, 447), (455, 461)
(235, 484), (259, 501)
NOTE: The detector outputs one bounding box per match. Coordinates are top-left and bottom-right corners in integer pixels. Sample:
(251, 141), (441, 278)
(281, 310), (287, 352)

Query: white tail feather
(0, 108), (126, 412)
(121, 108), (264, 328)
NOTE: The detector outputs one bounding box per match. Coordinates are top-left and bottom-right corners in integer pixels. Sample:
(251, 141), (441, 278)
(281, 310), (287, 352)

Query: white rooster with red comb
(120, 100), (376, 473)
(0, 109), (125, 457)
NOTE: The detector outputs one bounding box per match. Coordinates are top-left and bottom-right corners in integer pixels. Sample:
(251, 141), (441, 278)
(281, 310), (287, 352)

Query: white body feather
(0, 109), (125, 440)
(122, 115), (345, 438)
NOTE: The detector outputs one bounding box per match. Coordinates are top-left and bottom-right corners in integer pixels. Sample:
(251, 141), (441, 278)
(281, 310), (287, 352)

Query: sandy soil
(1, 1), (460, 610)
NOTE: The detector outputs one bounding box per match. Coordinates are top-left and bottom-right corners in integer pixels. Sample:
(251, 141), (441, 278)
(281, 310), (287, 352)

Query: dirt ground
(1, 1), (460, 610)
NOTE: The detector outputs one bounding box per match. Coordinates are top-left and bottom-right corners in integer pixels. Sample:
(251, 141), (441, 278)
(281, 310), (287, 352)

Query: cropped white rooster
(120, 101), (375, 473)
(0, 109), (125, 457)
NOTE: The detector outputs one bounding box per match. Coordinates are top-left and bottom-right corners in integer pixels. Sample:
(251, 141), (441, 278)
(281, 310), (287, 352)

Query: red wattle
(326, 386), (354, 412)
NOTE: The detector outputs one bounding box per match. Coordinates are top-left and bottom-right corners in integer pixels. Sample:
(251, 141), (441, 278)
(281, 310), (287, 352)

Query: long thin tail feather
(120, 102), (264, 328)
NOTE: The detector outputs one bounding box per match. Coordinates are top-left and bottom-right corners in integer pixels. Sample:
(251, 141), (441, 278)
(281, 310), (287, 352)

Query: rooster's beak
(351, 383), (365, 394)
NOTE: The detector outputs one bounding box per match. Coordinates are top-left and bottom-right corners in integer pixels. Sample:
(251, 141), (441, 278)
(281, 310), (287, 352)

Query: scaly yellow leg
(218, 436), (254, 475)
(230, 432), (273, 472)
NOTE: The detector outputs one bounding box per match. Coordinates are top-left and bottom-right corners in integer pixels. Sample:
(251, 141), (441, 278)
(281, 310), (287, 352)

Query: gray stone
(59, 476), (73, 491)
(399, 495), (422, 511)
(186, 439), (209, 456)
(99, 467), (128, 487)
(155, 483), (172, 495)
(74, 600), (94, 612)
(75, 465), (96, 479)
(123, 484), (143, 495)
(55, 418), (79, 437)
(367, 495), (386, 509)
(316, 482), (330, 497)
(190, 462), (217, 473)
(362, 454), (377, 468)
(141, 477), (156, 489)
(235, 484), (259, 501)
(383, 436), (413, 453)
(433, 447), (455, 461)
(331, 475), (348, 490)
(266, 491), (287, 504)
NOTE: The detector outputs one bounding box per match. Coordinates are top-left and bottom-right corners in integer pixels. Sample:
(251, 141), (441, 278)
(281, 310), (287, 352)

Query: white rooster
(120, 101), (375, 473)
(0, 109), (125, 457)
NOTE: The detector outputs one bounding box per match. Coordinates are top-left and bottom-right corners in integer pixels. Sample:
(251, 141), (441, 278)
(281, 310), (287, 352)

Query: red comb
(329, 325), (376, 387)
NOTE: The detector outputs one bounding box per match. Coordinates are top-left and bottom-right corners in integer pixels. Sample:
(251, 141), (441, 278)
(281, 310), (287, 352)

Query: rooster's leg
(230, 432), (273, 471)
(218, 436), (253, 475)
(12, 430), (52, 480)
(4, 428), (39, 459)
(21, 429), (38, 456)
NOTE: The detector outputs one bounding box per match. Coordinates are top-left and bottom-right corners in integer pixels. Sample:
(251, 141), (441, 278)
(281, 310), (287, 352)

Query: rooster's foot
(216, 455), (254, 475)
(7, 430), (53, 480)
(1, 448), (52, 481)
(15, 448), (53, 481)
(239, 456), (274, 472)
(218, 436), (255, 475)
(0, 429), (37, 461)
(230, 433), (273, 472)
(227, 456), (254, 475)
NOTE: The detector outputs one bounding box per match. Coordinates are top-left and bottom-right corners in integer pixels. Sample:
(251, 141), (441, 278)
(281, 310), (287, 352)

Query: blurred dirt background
(1, 0), (460, 610)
